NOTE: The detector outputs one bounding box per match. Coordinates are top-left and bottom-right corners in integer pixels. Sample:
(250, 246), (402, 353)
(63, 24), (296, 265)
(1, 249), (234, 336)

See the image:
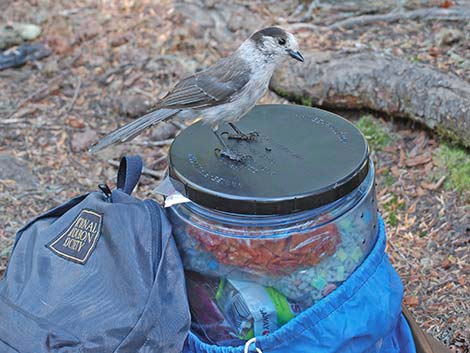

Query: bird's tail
(89, 109), (178, 153)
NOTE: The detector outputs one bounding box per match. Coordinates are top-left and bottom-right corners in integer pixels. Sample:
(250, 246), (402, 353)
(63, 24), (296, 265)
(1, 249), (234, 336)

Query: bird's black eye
(278, 38), (286, 46)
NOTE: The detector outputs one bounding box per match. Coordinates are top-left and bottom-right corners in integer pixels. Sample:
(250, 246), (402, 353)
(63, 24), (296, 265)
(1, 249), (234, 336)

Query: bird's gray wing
(156, 56), (251, 110)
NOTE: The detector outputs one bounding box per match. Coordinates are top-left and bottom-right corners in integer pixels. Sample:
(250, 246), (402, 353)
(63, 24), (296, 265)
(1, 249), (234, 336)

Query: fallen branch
(286, 23), (321, 33)
(154, 154), (168, 165)
(132, 87), (154, 99)
(65, 77), (82, 113)
(98, 63), (134, 85)
(270, 50), (470, 148)
(288, 0), (321, 23)
(330, 6), (470, 29)
(421, 175), (446, 191)
(108, 159), (165, 179)
(0, 116), (31, 124)
(132, 138), (174, 147)
(170, 120), (188, 131)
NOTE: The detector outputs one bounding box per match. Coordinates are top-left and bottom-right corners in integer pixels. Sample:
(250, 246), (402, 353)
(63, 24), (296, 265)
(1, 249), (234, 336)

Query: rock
(436, 28), (463, 47)
(151, 122), (178, 141)
(71, 129), (98, 152)
(0, 154), (38, 190)
(119, 94), (151, 118)
(0, 22), (42, 49)
(17, 23), (41, 40)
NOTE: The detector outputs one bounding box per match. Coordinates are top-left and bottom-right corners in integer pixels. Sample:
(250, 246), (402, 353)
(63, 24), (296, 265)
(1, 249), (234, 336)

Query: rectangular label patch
(47, 208), (103, 264)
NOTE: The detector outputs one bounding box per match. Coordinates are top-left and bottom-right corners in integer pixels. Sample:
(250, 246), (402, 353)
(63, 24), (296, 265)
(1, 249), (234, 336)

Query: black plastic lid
(168, 104), (370, 215)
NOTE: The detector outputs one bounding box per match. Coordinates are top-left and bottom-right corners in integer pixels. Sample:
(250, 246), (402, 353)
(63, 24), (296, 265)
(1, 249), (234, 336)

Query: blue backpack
(0, 156), (190, 353)
(183, 217), (417, 353)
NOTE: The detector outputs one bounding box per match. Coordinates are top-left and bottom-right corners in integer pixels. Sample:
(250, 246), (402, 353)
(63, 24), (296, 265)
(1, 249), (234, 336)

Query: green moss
(0, 243), (12, 258)
(434, 144), (470, 194)
(300, 97), (313, 106)
(355, 115), (392, 151)
(382, 168), (396, 187)
(435, 124), (470, 149)
(382, 194), (406, 227)
(271, 86), (313, 107)
(271, 86), (291, 98)
(388, 212), (398, 227)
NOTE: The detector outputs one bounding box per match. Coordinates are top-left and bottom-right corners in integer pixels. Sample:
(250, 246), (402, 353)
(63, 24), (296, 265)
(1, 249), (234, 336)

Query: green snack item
(352, 248), (363, 262)
(336, 266), (345, 281)
(311, 276), (326, 290)
(265, 287), (295, 325)
(215, 278), (226, 301)
(337, 248), (347, 261)
(215, 279), (299, 339)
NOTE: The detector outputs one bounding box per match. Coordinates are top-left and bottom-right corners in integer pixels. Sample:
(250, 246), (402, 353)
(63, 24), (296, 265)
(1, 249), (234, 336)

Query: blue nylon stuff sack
(183, 217), (416, 353)
(0, 155), (190, 353)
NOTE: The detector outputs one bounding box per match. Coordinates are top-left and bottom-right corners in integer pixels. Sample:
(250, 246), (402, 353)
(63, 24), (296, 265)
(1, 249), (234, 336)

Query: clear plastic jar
(162, 104), (378, 343)
(168, 161), (376, 306)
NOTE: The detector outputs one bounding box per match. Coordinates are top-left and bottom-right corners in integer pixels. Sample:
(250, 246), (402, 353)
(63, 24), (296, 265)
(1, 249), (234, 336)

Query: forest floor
(0, 0), (468, 351)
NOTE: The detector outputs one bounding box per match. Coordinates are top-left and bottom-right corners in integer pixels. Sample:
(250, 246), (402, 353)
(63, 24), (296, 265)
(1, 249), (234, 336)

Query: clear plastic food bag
(186, 271), (302, 346)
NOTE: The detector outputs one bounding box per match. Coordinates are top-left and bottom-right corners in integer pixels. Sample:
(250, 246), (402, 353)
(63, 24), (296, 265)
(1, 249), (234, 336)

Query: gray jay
(90, 27), (304, 161)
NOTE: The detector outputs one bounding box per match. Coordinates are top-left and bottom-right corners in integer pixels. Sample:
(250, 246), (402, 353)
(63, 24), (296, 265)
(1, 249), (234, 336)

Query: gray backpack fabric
(0, 156), (190, 353)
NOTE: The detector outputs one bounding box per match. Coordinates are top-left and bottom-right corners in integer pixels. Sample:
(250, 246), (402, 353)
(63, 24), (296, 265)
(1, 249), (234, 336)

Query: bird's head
(249, 27), (304, 64)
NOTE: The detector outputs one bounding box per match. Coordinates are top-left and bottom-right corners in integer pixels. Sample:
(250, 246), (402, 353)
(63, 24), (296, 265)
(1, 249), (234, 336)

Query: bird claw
(215, 148), (250, 162)
(228, 131), (259, 141)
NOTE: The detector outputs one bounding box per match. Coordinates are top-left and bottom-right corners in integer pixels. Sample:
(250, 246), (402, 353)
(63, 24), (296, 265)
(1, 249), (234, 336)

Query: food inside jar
(186, 221), (341, 276)
(186, 271), (302, 346)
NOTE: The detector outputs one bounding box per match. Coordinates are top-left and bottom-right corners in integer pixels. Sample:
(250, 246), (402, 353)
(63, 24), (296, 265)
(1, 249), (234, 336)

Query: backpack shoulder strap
(116, 155), (143, 195)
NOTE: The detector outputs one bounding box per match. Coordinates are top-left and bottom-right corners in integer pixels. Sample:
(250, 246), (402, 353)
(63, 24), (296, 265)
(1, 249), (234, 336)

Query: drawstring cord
(244, 337), (263, 353)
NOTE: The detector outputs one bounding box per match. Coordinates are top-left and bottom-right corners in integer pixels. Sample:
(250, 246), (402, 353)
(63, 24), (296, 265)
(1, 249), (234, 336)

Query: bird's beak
(287, 49), (304, 62)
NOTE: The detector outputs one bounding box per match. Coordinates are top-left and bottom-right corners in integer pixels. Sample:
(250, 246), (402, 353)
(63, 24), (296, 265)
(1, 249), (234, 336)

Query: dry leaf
(421, 176), (446, 190)
(404, 296), (419, 307)
(406, 152), (432, 167)
(439, 0), (454, 8)
(66, 117), (86, 129)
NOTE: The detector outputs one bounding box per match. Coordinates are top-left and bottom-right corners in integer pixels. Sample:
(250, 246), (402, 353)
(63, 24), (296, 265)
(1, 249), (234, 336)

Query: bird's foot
(227, 131), (259, 142)
(215, 148), (250, 162)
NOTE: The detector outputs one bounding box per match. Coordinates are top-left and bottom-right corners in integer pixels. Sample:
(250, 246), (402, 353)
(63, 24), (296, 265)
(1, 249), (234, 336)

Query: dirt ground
(0, 0), (468, 351)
